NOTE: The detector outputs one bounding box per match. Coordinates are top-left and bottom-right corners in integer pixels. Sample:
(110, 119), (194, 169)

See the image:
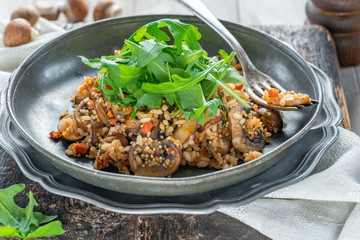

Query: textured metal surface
(0, 62), (341, 214)
(6, 15), (324, 196)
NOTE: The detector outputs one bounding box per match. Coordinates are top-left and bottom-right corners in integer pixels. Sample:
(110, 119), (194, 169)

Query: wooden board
(0, 25), (349, 239)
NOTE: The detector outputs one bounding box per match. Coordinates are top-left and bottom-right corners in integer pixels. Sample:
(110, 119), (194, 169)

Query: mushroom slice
(74, 99), (91, 131)
(150, 115), (164, 140)
(173, 118), (198, 144)
(89, 119), (102, 145)
(103, 134), (129, 146)
(129, 137), (182, 177)
(94, 97), (111, 127)
(111, 104), (125, 122)
(255, 107), (283, 133)
(209, 135), (231, 156)
(198, 114), (223, 132)
(226, 101), (265, 153)
(124, 118), (141, 137)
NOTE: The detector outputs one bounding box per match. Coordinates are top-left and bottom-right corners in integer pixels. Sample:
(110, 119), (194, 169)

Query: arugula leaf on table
(0, 183), (65, 239)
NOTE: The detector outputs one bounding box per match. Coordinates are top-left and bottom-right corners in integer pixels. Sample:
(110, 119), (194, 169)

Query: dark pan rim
(6, 15), (323, 187)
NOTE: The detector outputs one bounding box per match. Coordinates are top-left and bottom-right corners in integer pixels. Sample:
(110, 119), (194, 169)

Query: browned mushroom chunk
(199, 113), (231, 155)
(150, 115), (164, 140)
(94, 97), (111, 127)
(93, 0), (122, 21)
(129, 137), (182, 177)
(226, 101), (265, 153)
(73, 99), (91, 131)
(198, 114), (223, 132)
(124, 118), (141, 141)
(173, 118), (198, 144)
(110, 104), (124, 121)
(255, 107), (283, 133)
(11, 5), (40, 26)
(89, 119), (102, 145)
(210, 137), (231, 155)
(3, 18), (39, 47)
(103, 134), (129, 147)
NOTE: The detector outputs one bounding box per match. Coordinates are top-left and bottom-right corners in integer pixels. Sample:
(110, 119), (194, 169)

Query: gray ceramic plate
(6, 15), (323, 196)
(0, 65), (341, 214)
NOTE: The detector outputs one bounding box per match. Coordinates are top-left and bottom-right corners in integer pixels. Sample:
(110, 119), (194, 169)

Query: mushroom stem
(33, 0), (62, 20)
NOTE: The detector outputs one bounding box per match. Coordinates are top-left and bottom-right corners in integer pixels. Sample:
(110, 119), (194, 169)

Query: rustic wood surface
(0, 24), (349, 240)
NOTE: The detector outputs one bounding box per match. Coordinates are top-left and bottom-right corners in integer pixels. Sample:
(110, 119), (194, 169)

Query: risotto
(49, 19), (308, 177)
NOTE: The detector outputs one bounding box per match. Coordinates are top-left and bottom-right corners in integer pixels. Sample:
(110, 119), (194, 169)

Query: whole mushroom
(62, 0), (89, 22)
(10, 5), (40, 26)
(34, 0), (89, 22)
(3, 18), (39, 47)
(93, 0), (122, 21)
(33, 0), (61, 20)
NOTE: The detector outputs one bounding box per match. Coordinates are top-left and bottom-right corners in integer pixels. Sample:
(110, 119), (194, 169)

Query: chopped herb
(79, 19), (249, 125)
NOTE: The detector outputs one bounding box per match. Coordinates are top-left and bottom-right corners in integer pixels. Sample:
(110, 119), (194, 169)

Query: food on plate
(51, 19), (286, 177)
(262, 88), (311, 107)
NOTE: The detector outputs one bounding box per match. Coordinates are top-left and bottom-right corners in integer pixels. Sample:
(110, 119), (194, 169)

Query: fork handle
(177, 0), (255, 73)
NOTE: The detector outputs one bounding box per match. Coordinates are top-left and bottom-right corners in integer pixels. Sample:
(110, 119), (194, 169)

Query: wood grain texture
(0, 147), (269, 239)
(0, 25), (350, 240)
(311, 0), (360, 12)
(306, 1), (360, 33)
(306, 0), (360, 66)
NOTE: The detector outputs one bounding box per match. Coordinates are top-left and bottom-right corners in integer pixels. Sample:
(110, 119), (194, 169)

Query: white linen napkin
(0, 17), (65, 72)
(220, 128), (360, 240)
(1, 17), (360, 240)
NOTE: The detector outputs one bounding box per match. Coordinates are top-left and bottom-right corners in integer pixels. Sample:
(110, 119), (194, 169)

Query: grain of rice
(164, 111), (171, 120)
(174, 120), (186, 125)
(197, 161), (209, 168)
(183, 151), (191, 162)
(140, 117), (152, 123)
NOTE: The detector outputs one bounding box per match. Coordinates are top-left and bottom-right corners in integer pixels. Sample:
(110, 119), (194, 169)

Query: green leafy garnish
(0, 184), (65, 239)
(79, 18), (250, 125)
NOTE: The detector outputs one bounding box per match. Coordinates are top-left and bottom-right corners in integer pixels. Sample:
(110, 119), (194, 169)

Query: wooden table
(0, 22), (349, 239)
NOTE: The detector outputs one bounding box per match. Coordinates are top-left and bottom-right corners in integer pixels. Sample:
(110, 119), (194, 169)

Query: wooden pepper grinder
(306, 0), (360, 67)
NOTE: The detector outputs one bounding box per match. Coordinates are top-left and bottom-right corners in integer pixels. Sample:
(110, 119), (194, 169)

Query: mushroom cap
(129, 138), (182, 177)
(3, 18), (34, 47)
(33, 0), (61, 20)
(64, 0), (89, 22)
(93, 0), (121, 21)
(256, 107), (283, 132)
(11, 5), (40, 26)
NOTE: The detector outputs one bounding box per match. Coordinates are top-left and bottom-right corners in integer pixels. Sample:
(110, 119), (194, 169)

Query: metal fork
(177, 0), (317, 110)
